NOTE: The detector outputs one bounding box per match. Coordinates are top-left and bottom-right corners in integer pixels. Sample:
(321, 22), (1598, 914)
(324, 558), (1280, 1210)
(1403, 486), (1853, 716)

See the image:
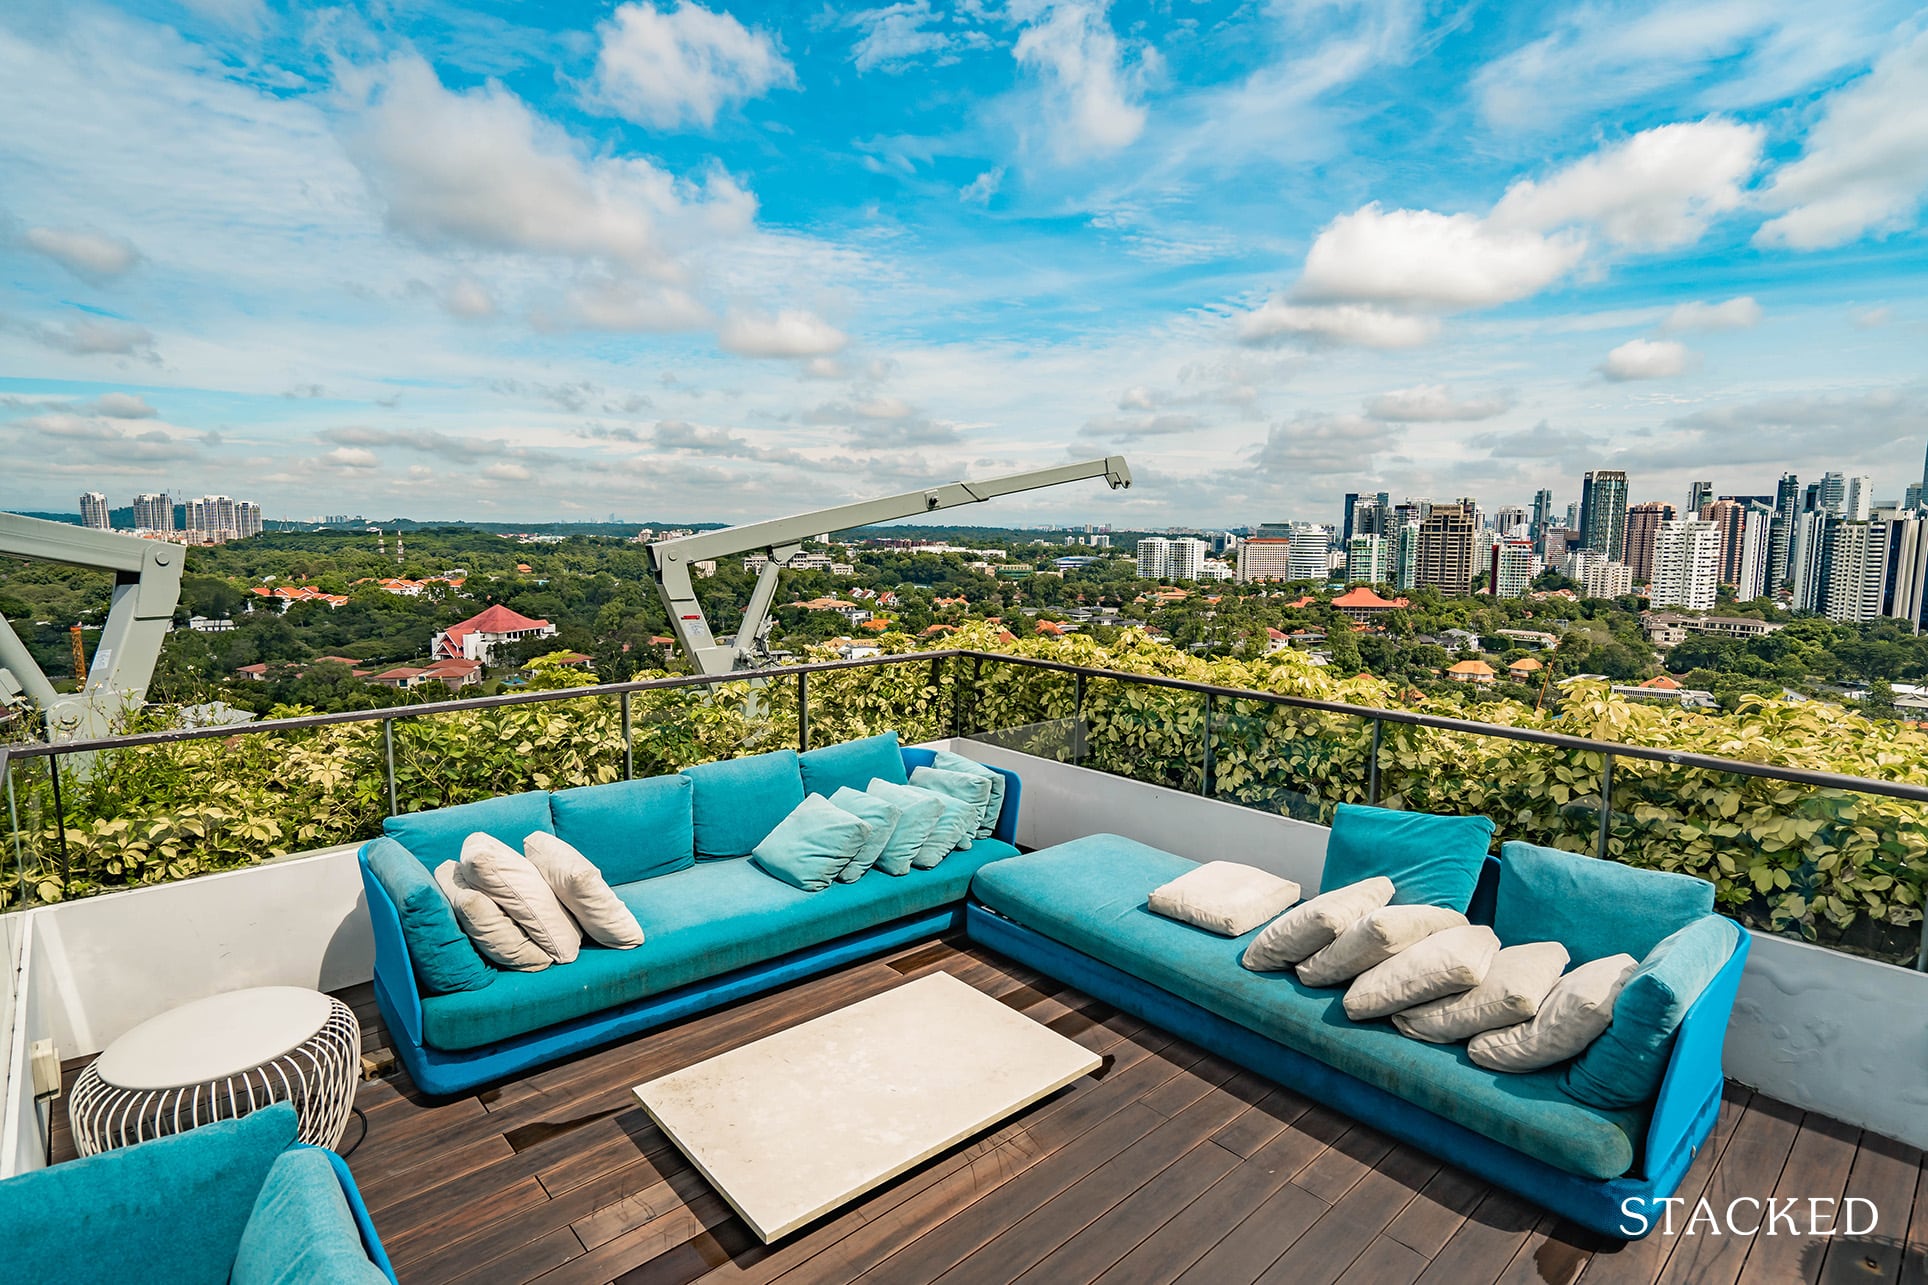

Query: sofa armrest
(357, 845), (425, 1050)
(988, 765), (1021, 845)
(320, 1148), (399, 1284)
(1642, 926), (1750, 1174)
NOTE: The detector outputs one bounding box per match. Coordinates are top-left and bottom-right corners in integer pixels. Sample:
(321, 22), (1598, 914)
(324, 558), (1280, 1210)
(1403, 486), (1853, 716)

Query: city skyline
(3, 3), (1927, 525)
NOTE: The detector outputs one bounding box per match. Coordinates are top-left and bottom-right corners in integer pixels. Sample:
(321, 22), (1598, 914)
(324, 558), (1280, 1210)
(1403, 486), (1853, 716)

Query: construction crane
(648, 457), (1134, 676)
(0, 514), (184, 742)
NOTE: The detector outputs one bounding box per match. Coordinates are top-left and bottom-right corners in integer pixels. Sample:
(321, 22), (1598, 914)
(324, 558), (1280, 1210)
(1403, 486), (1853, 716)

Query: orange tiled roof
(1331, 587), (1410, 609)
(1447, 659), (1496, 676)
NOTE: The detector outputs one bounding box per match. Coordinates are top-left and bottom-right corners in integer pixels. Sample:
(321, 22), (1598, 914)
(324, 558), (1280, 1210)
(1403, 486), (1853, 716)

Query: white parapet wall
(949, 742), (1928, 1152)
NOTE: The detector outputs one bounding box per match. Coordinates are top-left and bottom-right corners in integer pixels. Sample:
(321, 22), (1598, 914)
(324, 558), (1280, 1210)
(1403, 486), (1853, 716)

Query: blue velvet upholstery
(232, 1148), (388, 1284)
(383, 790), (554, 871)
(363, 836), (493, 994)
(826, 787), (901, 881)
(931, 749), (1005, 839)
(419, 839), (1019, 1050)
(866, 780), (944, 875)
(799, 731), (908, 797)
(901, 748), (1021, 845)
(1494, 840), (1717, 964)
(549, 774), (694, 884)
(909, 765), (995, 837)
(970, 836), (1643, 1181)
(1564, 914), (1740, 1109)
(752, 795), (874, 891)
(683, 749), (805, 860)
(1321, 802), (1496, 911)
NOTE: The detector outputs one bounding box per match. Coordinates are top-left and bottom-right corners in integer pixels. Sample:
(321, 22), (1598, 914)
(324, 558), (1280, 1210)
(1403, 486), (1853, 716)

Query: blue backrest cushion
(751, 795), (875, 892)
(2, 1102), (297, 1282)
(232, 1147), (386, 1284)
(1493, 840), (1717, 965)
(1320, 803), (1496, 912)
(799, 732), (908, 798)
(1563, 914), (1740, 1109)
(682, 749), (806, 860)
(364, 837), (494, 994)
(383, 790), (554, 871)
(550, 775), (695, 884)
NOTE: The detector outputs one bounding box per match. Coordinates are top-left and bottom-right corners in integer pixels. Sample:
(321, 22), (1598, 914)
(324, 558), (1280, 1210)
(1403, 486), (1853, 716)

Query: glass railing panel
(797, 657), (948, 749)
(2, 755), (59, 910)
(954, 658), (1080, 760)
(1077, 676), (1204, 794)
(1206, 697), (1375, 822)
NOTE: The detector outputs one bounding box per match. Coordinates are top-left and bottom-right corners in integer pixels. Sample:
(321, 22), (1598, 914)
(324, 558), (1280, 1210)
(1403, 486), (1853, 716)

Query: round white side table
(68, 986), (361, 1156)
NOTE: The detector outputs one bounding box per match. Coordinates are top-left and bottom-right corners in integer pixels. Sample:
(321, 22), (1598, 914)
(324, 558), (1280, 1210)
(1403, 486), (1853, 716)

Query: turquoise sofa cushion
(384, 790), (554, 871)
(867, 779), (944, 875)
(1494, 841), (1717, 964)
(550, 775), (694, 884)
(970, 837), (1644, 1182)
(871, 781), (971, 866)
(365, 837), (493, 994)
(753, 795), (874, 892)
(3, 1102), (297, 1283)
(420, 840), (1018, 1050)
(683, 750), (805, 860)
(827, 787), (901, 881)
(799, 732), (908, 797)
(1563, 915), (1739, 1109)
(232, 1147), (386, 1285)
(932, 749), (1006, 838)
(1321, 803), (1495, 911)
(910, 766), (995, 837)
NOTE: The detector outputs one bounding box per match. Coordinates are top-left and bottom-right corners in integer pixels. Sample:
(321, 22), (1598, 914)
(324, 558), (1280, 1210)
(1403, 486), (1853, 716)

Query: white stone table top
(634, 970), (1103, 1242)
(95, 986), (333, 1090)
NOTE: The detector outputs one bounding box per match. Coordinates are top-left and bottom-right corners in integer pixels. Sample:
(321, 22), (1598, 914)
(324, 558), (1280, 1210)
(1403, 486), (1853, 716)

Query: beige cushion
(1468, 954), (1637, 1072)
(459, 833), (582, 964)
(1241, 876), (1394, 971)
(1343, 924), (1500, 1020)
(1146, 861), (1301, 937)
(1393, 942), (1571, 1043)
(524, 832), (645, 949)
(1296, 904), (1467, 988)
(433, 861), (550, 971)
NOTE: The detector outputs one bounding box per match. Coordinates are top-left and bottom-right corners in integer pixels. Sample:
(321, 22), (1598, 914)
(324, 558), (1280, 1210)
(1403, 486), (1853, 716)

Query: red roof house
(432, 604), (556, 663)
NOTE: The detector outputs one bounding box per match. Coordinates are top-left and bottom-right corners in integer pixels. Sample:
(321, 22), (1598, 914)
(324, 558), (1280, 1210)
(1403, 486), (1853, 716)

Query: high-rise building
(1394, 521), (1420, 591)
(1769, 473), (1801, 590)
(1531, 489), (1554, 545)
(1494, 506), (1529, 537)
(1563, 549), (1634, 599)
(79, 492), (110, 530)
(1415, 503), (1477, 596)
(1845, 475), (1876, 521)
(237, 501), (263, 539)
(1167, 537), (1208, 581)
(1735, 505), (1774, 602)
(1701, 499), (1748, 585)
(1817, 472), (1847, 516)
(1543, 527), (1575, 563)
(1136, 537), (1171, 580)
(1578, 470), (1630, 561)
(1287, 524), (1333, 580)
(1650, 520), (1722, 610)
(1345, 534), (1391, 585)
(133, 492), (173, 533)
(1623, 502), (1676, 584)
(1341, 493), (1360, 545)
(1790, 511), (1831, 611)
(1563, 501), (1579, 533)
(1235, 538), (1293, 583)
(1687, 481), (1713, 516)
(1823, 520), (1890, 623)
(1488, 540), (1536, 599)
(1884, 517), (1928, 629)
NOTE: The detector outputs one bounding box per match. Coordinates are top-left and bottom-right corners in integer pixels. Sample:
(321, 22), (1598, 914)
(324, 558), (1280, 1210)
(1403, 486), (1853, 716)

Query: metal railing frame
(2, 647), (1925, 968)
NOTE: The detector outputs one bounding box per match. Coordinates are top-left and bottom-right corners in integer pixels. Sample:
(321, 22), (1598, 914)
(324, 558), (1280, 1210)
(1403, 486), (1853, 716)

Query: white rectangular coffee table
(634, 970), (1102, 1242)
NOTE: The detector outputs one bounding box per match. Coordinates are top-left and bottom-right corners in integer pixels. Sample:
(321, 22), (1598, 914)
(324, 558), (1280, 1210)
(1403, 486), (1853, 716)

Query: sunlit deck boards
(54, 937), (1927, 1285)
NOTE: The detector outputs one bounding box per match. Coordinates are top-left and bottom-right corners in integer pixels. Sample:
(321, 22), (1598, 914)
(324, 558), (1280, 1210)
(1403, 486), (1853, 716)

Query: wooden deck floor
(57, 936), (1928, 1284)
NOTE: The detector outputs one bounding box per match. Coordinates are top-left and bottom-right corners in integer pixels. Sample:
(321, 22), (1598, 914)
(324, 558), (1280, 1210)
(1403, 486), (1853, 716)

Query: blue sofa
(1, 1102), (395, 1283)
(965, 832), (1747, 1240)
(360, 733), (1021, 1095)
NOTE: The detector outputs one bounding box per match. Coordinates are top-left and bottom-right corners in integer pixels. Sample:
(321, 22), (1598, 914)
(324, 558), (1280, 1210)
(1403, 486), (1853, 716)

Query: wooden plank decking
(51, 936), (1928, 1284)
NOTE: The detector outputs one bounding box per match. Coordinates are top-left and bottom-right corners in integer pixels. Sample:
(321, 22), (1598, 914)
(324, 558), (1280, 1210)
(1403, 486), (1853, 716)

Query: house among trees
(1446, 659), (1497, 684)
(432, 604), (557, 664)
(1330, 587), (1411, 621)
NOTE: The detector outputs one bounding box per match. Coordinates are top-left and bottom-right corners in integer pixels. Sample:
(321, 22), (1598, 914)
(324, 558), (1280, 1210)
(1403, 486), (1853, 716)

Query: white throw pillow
(1296, 904), (1468, 988)
(1394, 941), (1571, 1043)
(433, 861), (551, 971)
(460, 832), (582, 964)
(1343, 924), (1499, 1020)
(1241, 876), (1394, 971)
(524, 832), (645, 949)
(1467, 954), (1637, 1072)
(1146, 862), (1302, 937)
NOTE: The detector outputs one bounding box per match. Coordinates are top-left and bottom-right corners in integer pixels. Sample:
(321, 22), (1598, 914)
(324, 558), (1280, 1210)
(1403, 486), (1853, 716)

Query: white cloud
(346, 55), (756, 278)
(22, 227), (142, 280)
(960, 166), (1003, 204)
(537, 278), (711, 332)
(483, 461), (534, 482)
(1236, 300), (1439, 349)
(592, 1), (795, 129)
(1365, 385), (1514, 422)
(1851, 305), (1892, 328)
(10, 315), (159, 360)
(1296, 205), (1586, 309)
(1013, 1), (1156, 155)
(1488, 119), (1762, 250)
(718, 309), (848, 357)
(1602, 337), (1695, 380)
(1755, 29), (1928, 249)
(178, 0), (268, 34)
(440, 277), (496, 320)
(322, 446), (379, 471)
(1660, 296), (1762, 332)
(91, 392), (158, 418)
(849, 1), (984, 73)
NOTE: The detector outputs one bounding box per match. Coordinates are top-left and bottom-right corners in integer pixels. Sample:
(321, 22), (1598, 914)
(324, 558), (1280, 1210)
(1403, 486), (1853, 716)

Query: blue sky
(2, 0), (1925, 527)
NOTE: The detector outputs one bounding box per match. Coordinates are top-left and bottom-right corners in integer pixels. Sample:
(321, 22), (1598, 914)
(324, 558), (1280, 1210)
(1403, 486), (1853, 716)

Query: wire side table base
(68, 993), (361, 1156)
